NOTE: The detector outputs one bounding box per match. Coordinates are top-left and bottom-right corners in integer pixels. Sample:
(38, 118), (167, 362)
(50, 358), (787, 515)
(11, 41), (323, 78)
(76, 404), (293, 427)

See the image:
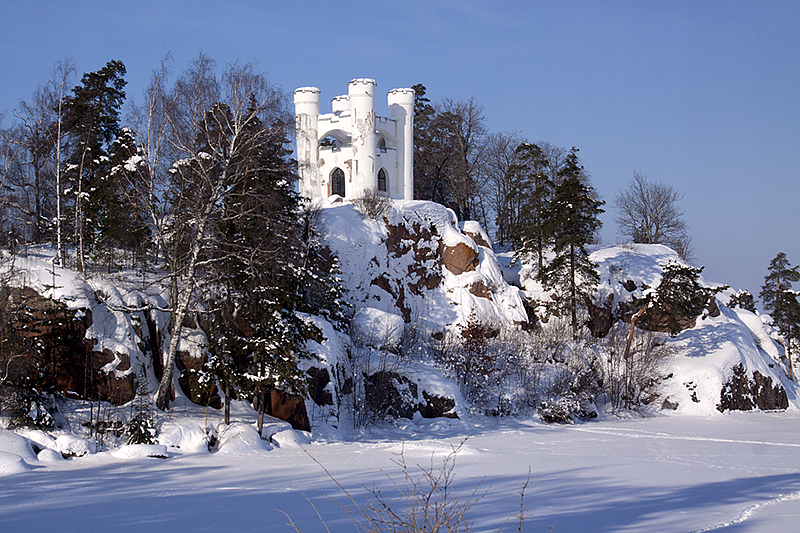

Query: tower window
(378, 137), (387, 153)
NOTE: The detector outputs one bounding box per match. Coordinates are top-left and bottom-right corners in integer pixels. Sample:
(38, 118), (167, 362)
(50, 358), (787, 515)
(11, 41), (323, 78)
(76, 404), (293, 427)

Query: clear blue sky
(2, 1), (798, 301)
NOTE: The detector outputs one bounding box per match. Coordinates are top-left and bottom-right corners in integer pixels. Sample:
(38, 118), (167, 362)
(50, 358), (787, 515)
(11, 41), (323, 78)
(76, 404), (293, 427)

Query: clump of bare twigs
(283, 438), (535, 532)
(353, 188), (392, 219)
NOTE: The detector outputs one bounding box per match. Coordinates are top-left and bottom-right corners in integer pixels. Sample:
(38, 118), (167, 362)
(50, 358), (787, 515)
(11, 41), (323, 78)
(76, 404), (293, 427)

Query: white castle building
(294, 79), (414, 201)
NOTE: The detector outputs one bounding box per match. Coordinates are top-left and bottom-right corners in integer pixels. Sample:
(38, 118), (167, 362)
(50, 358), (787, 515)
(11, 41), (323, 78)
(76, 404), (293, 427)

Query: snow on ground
(3, 412), (800, 532)
(4, 217), (800, 531)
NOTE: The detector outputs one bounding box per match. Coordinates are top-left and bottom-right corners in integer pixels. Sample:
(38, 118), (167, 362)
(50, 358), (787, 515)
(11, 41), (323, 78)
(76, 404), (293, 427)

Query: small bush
(597, 323), (672, 411)
(353, 188), (392, 219)
(285, 439), (494, 533)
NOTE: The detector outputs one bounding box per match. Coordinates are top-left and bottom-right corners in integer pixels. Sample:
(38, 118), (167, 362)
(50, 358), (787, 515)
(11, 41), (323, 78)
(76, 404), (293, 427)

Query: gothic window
(377, 168), (387, 192)
(378, 136), (387, 153)
(331, 167), (345, 197)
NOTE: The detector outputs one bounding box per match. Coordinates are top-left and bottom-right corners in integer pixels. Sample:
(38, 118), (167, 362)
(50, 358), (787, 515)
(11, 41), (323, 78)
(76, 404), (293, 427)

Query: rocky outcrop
(365, 370), (459, 421)
(717, 363), (789, 412)
(267, 390), (310, 431)
(305, 367), (333, 406)
(587, 293), (616, 337)
(366, 371), (420, 420)
(177, 351), (222, 409)
(419, 391), (458, 419)
(0, 287), (139, 405)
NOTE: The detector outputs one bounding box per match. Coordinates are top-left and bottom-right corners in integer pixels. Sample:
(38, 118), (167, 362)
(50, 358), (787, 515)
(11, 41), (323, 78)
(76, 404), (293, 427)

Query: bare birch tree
(614, 171), (693, 261)
(130, 54), (296, 411)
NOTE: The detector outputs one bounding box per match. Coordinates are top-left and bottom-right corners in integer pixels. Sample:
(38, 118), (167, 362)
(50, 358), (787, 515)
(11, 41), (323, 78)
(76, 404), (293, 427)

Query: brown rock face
(718, 363), (789, 412)
(267, 390), (311, 431)
(366, 371), (420, 420)
(587, 294), (616, 338)
(441, 242), (479, 275)
(94, 349), (135, 405)
(306, 367), (333, 406)
(177, 350), (222, 409)
(0, 288), (135, 403)
(469, 280), (492, 300)
(419, 391), (458, 419)
(376, 222), (446, 322)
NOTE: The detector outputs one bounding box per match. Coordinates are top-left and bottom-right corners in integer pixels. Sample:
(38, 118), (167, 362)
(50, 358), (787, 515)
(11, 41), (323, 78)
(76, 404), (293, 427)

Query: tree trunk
(570, 242), (577, 338)
(257, 389), (267, 438)
(155, 172), (227, 411)
(224, 382), (231, 425)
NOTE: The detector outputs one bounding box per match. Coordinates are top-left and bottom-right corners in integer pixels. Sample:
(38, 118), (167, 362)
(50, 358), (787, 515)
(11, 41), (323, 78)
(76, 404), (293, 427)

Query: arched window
(331, 167), (345, 197)
(378, 137), (387, 153)
(377, 168), (388, 193)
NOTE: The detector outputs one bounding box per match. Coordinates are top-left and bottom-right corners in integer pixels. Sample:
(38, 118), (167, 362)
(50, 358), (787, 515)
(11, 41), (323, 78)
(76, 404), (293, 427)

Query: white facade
(294, 79), (414, 201)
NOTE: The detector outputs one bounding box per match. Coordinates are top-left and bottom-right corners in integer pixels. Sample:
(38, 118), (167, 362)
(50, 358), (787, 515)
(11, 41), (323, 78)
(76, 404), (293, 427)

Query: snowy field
(3, 411), (800, 532)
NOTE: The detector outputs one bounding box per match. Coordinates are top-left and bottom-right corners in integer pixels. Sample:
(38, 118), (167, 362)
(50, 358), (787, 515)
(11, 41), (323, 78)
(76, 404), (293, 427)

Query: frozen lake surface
(3, 411), (800, 532)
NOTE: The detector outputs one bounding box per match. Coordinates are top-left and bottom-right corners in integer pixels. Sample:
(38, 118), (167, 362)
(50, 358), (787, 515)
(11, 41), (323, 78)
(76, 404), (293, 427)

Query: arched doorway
(331, 167), (345, 197)
(377, 168), (388, 193)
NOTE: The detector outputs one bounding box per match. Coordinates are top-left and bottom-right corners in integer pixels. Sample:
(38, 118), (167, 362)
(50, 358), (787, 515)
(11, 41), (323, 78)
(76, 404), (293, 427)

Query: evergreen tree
(124, 378), (156, 445)
(297, 207), (350, 330)
(509, 142), (553, 274)
(760, 252), (800, 321)
(540, 148), (604, 337)
(63, 60), (127, 270)
(727, 289), (756, 313)
(201, 93), (331, 432)
(411, 83), (435, 202)
(638, 262), (724, 335)
(761, 252), (800, 379)
(95, 127), (151, 270)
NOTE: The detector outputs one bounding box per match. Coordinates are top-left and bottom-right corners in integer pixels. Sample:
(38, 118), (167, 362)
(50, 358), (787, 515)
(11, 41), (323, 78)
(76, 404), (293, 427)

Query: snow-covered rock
(109, 444), (168, 459)
(352, 307), (405, 351)
(0, 451), (32, 475)
(216, 423), (273, 455)
(158, 421), (211, 453)
(55, 434), (96, 457)
(588, 244), (794, 414)
(0, 429), (38, 463)
(319, 199), (528, 335)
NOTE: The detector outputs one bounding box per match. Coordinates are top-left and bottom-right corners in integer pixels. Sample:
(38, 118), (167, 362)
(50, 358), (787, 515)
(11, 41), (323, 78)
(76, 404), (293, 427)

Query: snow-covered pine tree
(509, 142), (554, 274)
(540, 148), (604, 337)
(94, 127), (151, 270)
(124, 377), (156, 445)
(761, 253), (800, 379)
(761, 252), (800, 326)
(296, 205), (350, 331)
(62, 60), (127, 271)
(202, 91), (326, 433)
(727, 289), (757, 313)
(638, 262), (724, 335)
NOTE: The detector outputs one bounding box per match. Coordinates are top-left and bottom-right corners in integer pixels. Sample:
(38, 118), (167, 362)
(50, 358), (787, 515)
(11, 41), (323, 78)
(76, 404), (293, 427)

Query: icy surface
(2, 414), (800, 531)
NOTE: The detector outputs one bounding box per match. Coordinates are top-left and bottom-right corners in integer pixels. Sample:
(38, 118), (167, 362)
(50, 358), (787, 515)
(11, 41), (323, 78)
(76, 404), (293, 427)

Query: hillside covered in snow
(1, 198), (794, 431)
(3, 198), (800, 531)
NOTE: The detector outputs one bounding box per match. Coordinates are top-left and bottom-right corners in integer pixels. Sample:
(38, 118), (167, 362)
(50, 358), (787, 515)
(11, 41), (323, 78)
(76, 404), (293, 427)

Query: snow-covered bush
(1, 386), (57, 430)
(429, 314), (600, 421)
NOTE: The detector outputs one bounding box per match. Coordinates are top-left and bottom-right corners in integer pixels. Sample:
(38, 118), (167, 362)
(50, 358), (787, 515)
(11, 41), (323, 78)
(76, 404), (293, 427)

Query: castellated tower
(293, 79), (414, 201)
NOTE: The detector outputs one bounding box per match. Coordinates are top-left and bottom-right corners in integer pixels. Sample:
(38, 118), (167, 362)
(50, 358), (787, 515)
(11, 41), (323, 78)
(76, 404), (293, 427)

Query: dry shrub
(353, 188), (392, 219)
